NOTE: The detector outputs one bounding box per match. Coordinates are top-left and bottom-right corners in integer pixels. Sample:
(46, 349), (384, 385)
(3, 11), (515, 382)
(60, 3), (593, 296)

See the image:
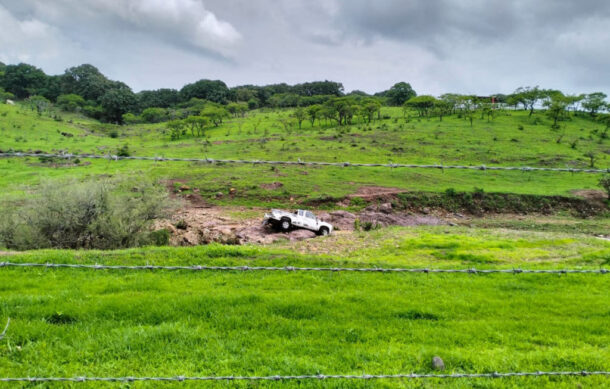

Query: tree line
(0, 61), (420, 123)
(0, 61), (607, 130)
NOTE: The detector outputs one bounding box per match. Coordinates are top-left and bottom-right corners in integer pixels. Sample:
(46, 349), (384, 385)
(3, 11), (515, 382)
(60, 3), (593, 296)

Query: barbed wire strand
(0, 262), (607, 274)
(1, 152), (608, 173)
(1, 371), (609, 382)
(0, 318), (9, 341)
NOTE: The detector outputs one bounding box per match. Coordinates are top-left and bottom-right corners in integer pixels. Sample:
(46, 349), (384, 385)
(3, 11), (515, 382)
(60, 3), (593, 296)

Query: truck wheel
(319, 227), (329, 236)
(281, 218), (291, 231)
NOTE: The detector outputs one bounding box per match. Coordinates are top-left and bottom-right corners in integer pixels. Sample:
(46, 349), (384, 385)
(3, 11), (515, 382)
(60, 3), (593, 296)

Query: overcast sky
(1, 0), (609, 95)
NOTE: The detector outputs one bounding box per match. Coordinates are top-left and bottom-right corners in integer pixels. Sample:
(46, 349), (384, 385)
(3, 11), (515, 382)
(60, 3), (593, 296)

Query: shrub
(117, 144), (130, 157)
(149, 229), (171, 246)
(0, 178), (175, 250)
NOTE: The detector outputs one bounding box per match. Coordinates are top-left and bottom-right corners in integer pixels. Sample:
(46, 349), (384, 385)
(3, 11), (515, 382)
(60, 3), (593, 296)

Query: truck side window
(305, 211), (315, 219)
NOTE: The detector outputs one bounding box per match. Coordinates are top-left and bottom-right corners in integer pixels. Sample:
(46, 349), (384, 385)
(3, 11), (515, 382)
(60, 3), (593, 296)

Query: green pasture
(1, 103), (608, 206)
(1, 229), (609, 388)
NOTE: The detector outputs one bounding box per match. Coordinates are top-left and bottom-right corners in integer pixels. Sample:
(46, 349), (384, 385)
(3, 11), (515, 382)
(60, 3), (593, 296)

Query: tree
(292, 81), (344, 96)
(247, 98), (259, 110)
(166, 120), (186, 140)
(362, 99), (381, 123)
(307, 104), (322, 126)
(184, 116), (210, 137)
(227, 102), (248, 118)
(201, 105), (229, 126)
(384, 82), (417, 106)
(57, 94), (86, 112)
(543, 92), (568, 127)
(434, 99), (453, 121)
(61, 64), (113, 102)
(100, 87), (137, 124)
(1, 63), (48, 99)
(405, 95), (437, 117)
(293, 107), (306, 129)
(140, 107), (168, 123)
(137, 89), (179, 110)
(326, 97), (358, 125)
(179, 79), (230, 104)
(582, 92), (607, 116)
(512, 86), (546, 116)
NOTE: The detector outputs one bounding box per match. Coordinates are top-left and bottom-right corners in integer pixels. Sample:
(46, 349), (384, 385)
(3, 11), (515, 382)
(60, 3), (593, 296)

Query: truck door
(294, 210), (305, 227)
(304, 211), (317, 229)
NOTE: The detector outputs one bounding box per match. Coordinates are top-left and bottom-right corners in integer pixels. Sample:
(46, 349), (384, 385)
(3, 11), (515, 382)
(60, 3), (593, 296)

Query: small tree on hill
(293, 107), (306, 129)
(543, 92), (569, 127)
(582, 92), (607, 116)
(184, 116), (209, 137)
(404, 95), (436, 117)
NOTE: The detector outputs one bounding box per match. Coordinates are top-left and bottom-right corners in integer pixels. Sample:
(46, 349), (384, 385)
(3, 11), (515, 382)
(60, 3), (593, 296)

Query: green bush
(0, 178), (175, 250)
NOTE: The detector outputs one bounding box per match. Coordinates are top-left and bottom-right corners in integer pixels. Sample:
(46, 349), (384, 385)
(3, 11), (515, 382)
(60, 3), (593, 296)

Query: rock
(448, 222), (457, 226)
(378, 202), (393, 214)
(215, 192), (224, 199)
(181, 230), (200, 246)
(229, 188), (237, 195)
(432, 356), (445, 371)
(179, 185), (190, 191)
(454, 213), (465, 218)
(288, 229), (317, 241)
(421, 207), (431, 215)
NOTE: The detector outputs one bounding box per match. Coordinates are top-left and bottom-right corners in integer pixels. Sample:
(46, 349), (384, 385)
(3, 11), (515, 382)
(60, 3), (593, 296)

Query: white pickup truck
(264, 209), (333, 236)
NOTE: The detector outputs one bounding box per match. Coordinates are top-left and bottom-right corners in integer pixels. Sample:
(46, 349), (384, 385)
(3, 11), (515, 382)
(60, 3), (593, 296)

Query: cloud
(0, 4), (73, 65)
(87, 0), (241, 54)
(0, 0), (609, 95)
(1, 0), (241, 58)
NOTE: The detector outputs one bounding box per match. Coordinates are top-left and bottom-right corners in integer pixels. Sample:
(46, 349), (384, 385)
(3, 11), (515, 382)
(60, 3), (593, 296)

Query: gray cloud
(0, 0), (609, 95)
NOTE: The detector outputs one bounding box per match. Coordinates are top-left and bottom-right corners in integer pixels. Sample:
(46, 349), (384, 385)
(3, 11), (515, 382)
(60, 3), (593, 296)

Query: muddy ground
(154, 201), (452, 246)
(155, 184), (608, 246)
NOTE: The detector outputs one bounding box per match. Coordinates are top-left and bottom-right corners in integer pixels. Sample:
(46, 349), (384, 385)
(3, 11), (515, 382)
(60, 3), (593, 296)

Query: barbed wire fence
(1, 371), (609, 383)
(1, 152), (608, 173)
(1, 262), (607, 274)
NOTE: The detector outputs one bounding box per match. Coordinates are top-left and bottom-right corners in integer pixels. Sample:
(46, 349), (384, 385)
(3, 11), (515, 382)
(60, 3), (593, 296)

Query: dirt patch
(153, 206), (318, 245)
(348, 186), (407, 201)
(260, 182), (284, 190)
(318, 203), (446, 231)
(572, 189), (607, 201)
(153, 201), (449, 247)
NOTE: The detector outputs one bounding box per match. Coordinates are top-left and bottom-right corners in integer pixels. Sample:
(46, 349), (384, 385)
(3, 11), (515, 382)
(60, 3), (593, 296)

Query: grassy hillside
(1, 227), (609, 388)
(1, 102), (609, 387)
(1, 103), (608, 206)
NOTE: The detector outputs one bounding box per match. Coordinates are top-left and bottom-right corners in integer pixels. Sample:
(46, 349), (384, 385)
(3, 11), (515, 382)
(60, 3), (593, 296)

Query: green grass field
(1, 102), (609, 387)
(1, 103), (608, 206)
(1, 228), (609, 388)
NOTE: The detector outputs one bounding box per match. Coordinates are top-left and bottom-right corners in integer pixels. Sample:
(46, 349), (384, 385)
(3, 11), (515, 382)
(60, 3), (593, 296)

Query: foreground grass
(1, 231), (609, 388)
